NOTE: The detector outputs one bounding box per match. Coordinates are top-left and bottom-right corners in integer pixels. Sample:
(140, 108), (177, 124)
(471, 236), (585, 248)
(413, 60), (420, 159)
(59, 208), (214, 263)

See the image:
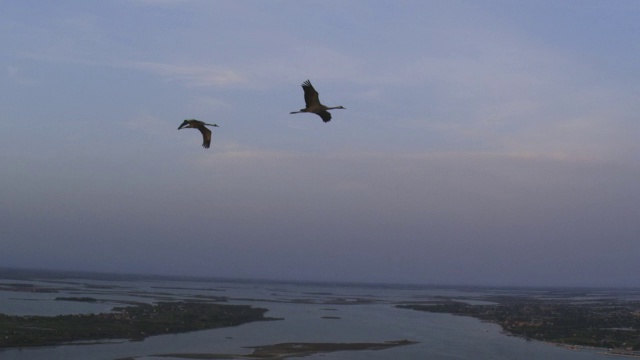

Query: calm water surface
(0, 276), (629, 360)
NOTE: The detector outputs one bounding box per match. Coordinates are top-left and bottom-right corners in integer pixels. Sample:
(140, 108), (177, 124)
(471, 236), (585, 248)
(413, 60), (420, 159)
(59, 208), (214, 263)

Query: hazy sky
(2, 1), (639, 287)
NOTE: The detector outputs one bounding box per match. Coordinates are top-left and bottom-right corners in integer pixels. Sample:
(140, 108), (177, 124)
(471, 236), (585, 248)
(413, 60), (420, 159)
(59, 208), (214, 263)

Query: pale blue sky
(1, 1), (639, 286)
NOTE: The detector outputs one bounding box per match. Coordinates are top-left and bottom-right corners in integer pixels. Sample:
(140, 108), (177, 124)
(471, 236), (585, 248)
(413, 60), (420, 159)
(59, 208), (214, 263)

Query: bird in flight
(178, 119), (219, 149)
(290, 80), (345, 123)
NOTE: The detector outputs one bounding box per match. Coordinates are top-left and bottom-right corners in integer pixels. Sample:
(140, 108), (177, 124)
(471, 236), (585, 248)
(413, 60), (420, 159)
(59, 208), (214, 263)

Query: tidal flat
(142, 340), (417, 359)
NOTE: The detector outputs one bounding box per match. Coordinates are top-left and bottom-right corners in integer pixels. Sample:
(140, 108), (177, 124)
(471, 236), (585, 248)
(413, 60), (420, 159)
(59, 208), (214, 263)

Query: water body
(0, 274), (627, 359)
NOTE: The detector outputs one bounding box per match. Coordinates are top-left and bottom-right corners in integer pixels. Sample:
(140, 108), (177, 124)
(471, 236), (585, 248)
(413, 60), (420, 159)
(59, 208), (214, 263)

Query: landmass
(398, 295), (640, 354)
(141, 339), (418, 359)
(55, 296), (99, 302)
(0, 301), (278, 348)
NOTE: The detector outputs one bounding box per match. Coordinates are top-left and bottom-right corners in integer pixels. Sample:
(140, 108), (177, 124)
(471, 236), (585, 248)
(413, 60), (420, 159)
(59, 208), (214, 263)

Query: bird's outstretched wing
(318, 110), (332, 122)
(301, 80), (320, 108)
(197, 125), (212, 148)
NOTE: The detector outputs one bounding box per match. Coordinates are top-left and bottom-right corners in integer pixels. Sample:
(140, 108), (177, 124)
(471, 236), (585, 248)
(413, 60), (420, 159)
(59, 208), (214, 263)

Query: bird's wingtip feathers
(319, 111), (332, 122)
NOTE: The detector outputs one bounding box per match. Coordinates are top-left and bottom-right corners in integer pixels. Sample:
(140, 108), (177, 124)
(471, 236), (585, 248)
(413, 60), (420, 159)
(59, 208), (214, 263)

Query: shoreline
(398, 298), (640, 354)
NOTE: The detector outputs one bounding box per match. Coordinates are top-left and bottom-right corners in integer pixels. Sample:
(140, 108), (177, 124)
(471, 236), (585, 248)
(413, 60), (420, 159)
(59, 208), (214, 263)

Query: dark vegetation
(0, 301), (277, 348)
(55, 296), (99, 302)
(398, 297), (640, 351)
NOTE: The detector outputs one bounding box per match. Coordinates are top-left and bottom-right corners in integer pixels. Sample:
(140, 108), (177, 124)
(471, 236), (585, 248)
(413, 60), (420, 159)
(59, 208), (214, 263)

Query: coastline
(398, 298), (640, 354)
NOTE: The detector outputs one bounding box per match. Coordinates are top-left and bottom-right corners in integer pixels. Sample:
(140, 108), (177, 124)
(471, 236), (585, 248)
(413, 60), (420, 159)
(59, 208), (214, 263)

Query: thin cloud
(15, 51), (247, 89)
(196, 143), (297, 163)
(133, 0), (191, 5)
(6, 66), (36, 85)
(127, 61), (247, 87)
(123, 113), (169, 136)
